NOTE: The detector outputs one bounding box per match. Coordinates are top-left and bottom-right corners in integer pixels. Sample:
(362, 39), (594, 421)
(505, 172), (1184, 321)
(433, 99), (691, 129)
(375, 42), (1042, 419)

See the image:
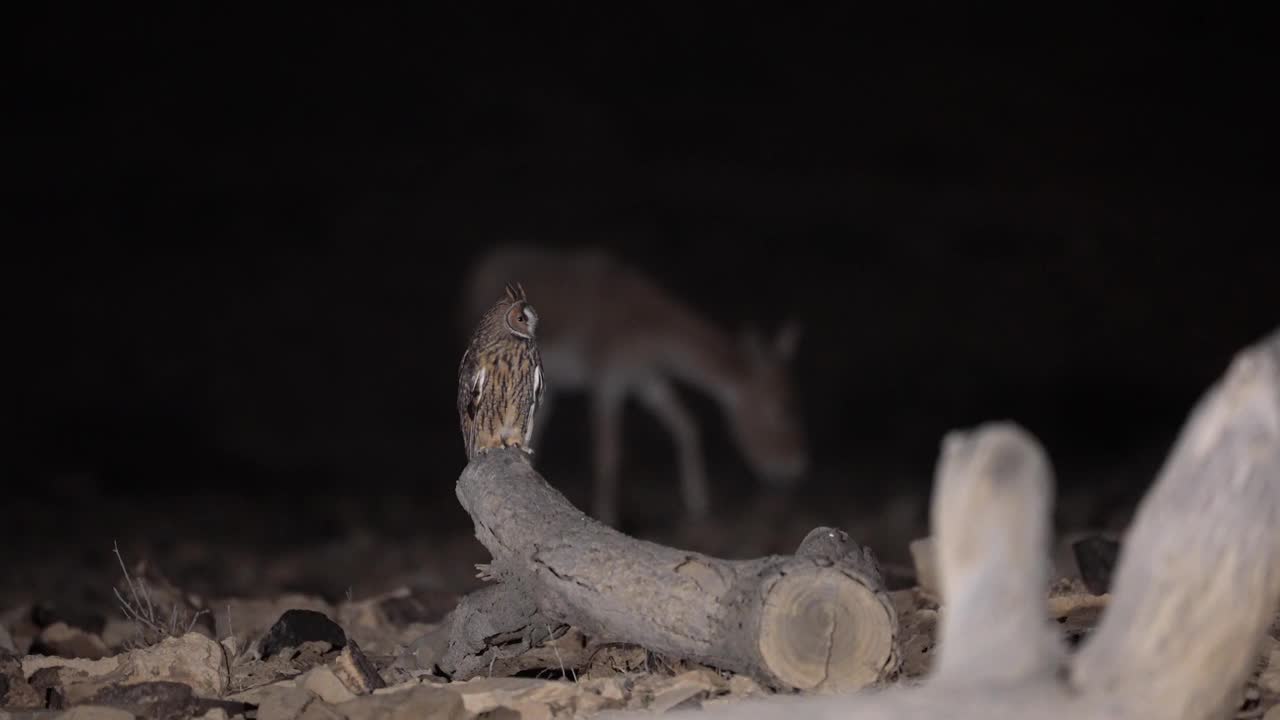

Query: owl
(457, 282), (545, 461)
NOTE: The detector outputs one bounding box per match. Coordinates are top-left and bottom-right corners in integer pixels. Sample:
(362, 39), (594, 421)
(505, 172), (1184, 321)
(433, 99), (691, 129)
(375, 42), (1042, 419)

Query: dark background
(6, 7), (1278, 598)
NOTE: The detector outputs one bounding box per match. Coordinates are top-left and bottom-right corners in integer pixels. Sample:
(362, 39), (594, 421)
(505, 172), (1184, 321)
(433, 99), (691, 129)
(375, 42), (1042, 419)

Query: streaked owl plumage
(457, 282), (545, 460)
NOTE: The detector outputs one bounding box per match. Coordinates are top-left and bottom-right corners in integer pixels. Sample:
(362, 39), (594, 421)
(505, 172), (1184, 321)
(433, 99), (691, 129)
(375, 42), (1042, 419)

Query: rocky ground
(3, 461), (1278, 719)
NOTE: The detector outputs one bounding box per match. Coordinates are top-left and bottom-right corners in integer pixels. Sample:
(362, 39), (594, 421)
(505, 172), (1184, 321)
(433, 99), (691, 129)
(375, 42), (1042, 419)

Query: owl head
(502, 282), (538, 339)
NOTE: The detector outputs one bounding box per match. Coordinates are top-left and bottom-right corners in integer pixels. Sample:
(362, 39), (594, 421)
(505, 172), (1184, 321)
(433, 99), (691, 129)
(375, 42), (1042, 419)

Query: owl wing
(533, 358), (545, 413)
(457, 348), (487, 424)
(524, 348), (546, 447)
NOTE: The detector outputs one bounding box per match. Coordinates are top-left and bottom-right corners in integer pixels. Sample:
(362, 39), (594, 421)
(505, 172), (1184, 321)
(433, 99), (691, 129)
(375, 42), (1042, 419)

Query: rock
(215, 596), (333, 654)
(125, 632), (229, 698)
(300, 665), (357, 705)
(21, 652), (119, 683)
(583, 677), (627, 703)
(699, 682), (762, 710)
(0, 652), (44, 709)
(226, 649), (312, 693)
(1071, 535), (1121, 595)
(260, 610), (347, 660)
(898, 608), (938, 678)
(886, 586), (941, 680)
(450, 676), (627, 718)
(29, 621), (111, 660)
(56, 706), (136, 720)
(28, 665), (65, 698)
(88, 682), (196, 720)
(340, 684), (468, 720)
(85, 681), (253, 720)
(225, 636), (342, 695)
(726, 674), (767, 698)
(248, 684), (317, 720)
(292, 641), (338, 672)
(635, 668), (726, 713)
(331, 640), (384, 695)
(1047, 582), (1109, 620)
(22, 631), (229, 699)
(908, 537), (938, 595)
(297, 700), (345, 720)
(220, 634), (241, 664)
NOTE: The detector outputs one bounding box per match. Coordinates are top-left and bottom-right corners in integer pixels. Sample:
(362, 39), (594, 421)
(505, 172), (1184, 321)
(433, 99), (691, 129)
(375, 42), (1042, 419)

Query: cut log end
(757, 567), (898, 693)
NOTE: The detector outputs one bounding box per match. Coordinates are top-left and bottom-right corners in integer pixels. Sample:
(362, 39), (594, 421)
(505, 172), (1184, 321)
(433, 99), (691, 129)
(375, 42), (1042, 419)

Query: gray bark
(650, 326), (1280, 720)
(436, 580), (567, 679)
(445, 449), (900, 692)
(1069, 326), (1280, 718)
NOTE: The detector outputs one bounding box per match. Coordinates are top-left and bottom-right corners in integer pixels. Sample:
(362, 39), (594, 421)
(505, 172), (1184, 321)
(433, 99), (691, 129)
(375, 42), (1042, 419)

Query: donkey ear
(774, 319), (803, 360)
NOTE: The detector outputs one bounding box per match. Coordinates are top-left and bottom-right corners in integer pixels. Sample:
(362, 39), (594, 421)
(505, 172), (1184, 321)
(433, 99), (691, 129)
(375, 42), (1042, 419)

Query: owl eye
(518, 314), (528, 323)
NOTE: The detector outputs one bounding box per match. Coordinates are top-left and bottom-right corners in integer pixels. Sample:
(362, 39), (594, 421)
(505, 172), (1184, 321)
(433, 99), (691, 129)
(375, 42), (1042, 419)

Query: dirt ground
(3, 454), (1141, 614)
(5, 451), (1275, 719)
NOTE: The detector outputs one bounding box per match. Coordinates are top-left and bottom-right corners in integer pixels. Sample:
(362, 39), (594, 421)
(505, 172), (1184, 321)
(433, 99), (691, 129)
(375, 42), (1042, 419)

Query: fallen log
(647, 326), (1280, 720)
(1070, 326), (1280, 718)
(440, 449), (901, 693)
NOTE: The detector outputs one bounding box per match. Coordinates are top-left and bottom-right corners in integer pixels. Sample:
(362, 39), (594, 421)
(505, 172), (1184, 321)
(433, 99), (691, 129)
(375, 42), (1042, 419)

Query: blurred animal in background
(457, 282), (546, 461)
(460, 244), (808, 527)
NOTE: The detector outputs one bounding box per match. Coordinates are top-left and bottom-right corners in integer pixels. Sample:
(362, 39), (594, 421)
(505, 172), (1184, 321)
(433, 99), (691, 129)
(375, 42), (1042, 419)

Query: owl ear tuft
(504, 282), (527, 303)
